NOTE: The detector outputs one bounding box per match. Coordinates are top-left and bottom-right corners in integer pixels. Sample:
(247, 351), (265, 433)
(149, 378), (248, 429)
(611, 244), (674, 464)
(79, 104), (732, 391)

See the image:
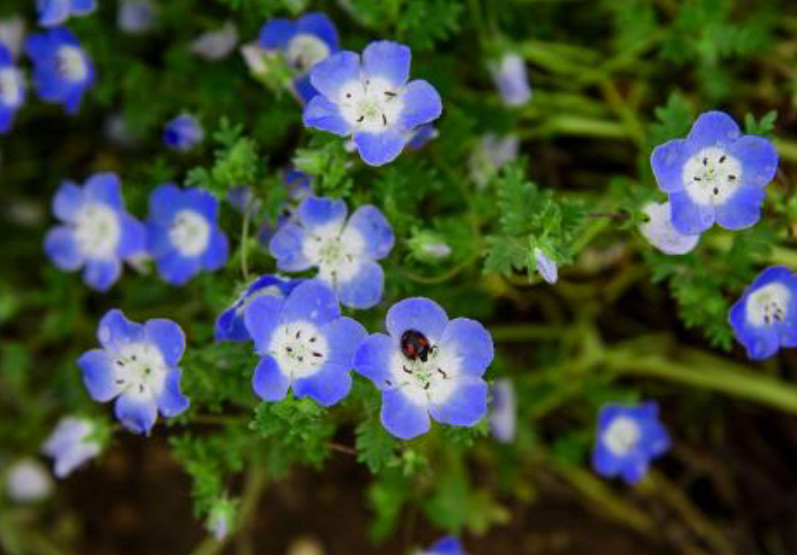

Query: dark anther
(402, 366), (412, 374)
(131, 355), (137, 361)
(139, 385), (145, 393)
(437, 368), (448, 379)
(309, 336), (316, 343)
(694, 177), (702, 182)
(296, 330), (301, 339)
(385, 379), (393, 387)
(357, 115), (364, 123)
(719, 155), (726, 163)
(424, 382), (430, 390)
(382, 114), (388, 126)
(298, 356), (304, 362)
(703, 157), (708, 166)
(385, 90), (396, 97)
(116, 379), (125, 384)
(286, 346), (293, 353)
(313, 352), (322, 358)
(713, 187), (719, 195)
(729, 175), (736, 181)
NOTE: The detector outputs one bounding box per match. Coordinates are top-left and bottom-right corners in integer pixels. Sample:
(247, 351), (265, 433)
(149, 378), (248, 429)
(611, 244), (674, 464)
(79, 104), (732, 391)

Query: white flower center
(57, 46), (89, 82)
(268, 321), (329, 379)
(74, 203), (121, 259)
(746, 282), (790, 327)
(602, 416), (641, 456)
(682, 147), (742, 206)
(112, 342), (168, 400)
(338, 77), (405, 134)
(302, 222), (365, 286)
(169, 209), (211, 257)
(387, 341), (460, 407)
(0, 68), (22, 106)
(285, 33), (330, 73)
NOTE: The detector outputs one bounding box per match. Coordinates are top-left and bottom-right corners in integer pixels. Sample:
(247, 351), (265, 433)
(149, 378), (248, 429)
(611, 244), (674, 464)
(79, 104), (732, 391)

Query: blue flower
(269, 196), (394, 309)
(304, 40), (443, 166)
(25, 28), (94, 114)
(489, 52), (531, 107)
(0, 44), (25, 133)
(421, 536), (468, 555)
(77, 309), (190, 435)
(37, 0), (96, 27)
(489, 378), (516, 444)
(244, 279), (366, 407)
(729, 265), (797, 360)
(41, 416), (101, 478)
(118, 1), (156, 35)
(163, 114), (204, 151)
(354, 298), (493, 440)
(650, 111), (779, 235)
(0, 16), (26, 59)
(145, 184), (229, 286)
(44, 173), (146, 292)
(259, 12), (339, 103)
(406, 123), (438, 151)
(534, 248), (558, 284)
(5, 459), (52, 503)
(592, 402), (670, 485)
(215, 275), (302, 342)
(190, 21), (238, 61)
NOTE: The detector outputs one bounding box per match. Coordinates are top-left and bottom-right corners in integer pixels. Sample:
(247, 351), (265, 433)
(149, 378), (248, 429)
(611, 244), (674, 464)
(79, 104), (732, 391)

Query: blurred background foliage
(3, 0), (797, 553)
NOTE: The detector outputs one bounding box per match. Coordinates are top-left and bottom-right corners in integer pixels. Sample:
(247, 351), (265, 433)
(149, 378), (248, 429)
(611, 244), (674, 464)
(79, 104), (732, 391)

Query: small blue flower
(25, 27), (94, 114)
(489, 52), (531, 107)
(37, 0), (96, 27)
(489, 378), (516, 444)
(41, 416), (101, 478)
(269, 196), (394, 309)
(145, 183), (229, 286)
(190, 21), (238, 61)
(0, 44), (25, 133)
(421, 536), (468, 555)
(304, 40), (443, 166)
(78, 309), (190, 435)
(729, 265), (797, 360)
(163, 114), (204, 151)
(0, 16), (26, 59)
(592, 402), (670, 485)
(639, 201), (700, 255)
(259, 12), (339, 102)
(215, 275), (302, 342)
(534, 248), (558, 284)
(44, 173), (146, 292)
(118, 1), (156, 35)
(244, 279), (366, 407)
(354, 298), (493, 440)
(651, 111), (779, 235)
(5, 459), (52, 503)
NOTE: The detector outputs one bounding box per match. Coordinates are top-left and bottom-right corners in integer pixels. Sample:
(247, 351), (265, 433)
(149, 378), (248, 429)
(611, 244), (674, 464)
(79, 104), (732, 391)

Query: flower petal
(650, 138), (689, 193)
(244, 295), (285, 354)
(114, 393), (158, 434)
(201, 227), (229, 271)
(726, 135), (779, 188)
(280, 279), (340, 326)
(156, 369), (190, 417)
(353, 333), (394, 389)
(44, 226), (84, 270)
(258, 19), (297, 49)
(398, 80), (442, 130)
(85, 173), (123, 210)
(97, 309), (145, 351)
(336, 259), (384, 310)
(386, 297), (449, 342)
(268, 221), (313, 272)
(148, 183), (183, 223)
(303, 94), (353, 136)
(429, 378), (488, 427)
(669, 191), (715, 235)
(117, 213), (147, 259)
(83, 257), (121, 292)
(343, 205), (394, 260)
(145, 319), (185, 366)
(53, 180), (85, 222)
(322, 316), (367, 367)
(381, 388), (430, 440)
(438, 318), (494, 378)
(362, 41), (410, 89)
(296, 13), (339, 50)
(353, 129), (407, 166)
(156, 250), (202, 286)
(252, 355), (291, 401)
(296, 196), (348, 232)
(714, 185), (766, 230)
(78, 349), (121, 402)
(38, 0), (69, 27)
(309, 50), (361, 101)
(687, 111), (741, 149)
(292, 362), (351, 406)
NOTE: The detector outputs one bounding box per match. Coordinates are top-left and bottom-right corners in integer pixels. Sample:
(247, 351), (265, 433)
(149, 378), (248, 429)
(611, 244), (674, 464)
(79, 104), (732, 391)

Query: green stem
(240, 203), (251, 281)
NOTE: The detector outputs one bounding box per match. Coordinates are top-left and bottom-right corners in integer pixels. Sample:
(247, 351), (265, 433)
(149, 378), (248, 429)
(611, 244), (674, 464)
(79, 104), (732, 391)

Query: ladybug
(400, 329), (433, 362)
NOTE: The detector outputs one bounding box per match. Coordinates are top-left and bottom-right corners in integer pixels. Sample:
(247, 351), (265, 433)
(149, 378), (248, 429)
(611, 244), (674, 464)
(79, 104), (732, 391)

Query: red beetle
(400, 329), (432, 362)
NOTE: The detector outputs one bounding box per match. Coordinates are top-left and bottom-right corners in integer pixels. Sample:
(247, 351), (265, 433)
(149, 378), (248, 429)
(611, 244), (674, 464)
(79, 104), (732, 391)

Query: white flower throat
(338, 76), (404, 134)
(0, 67), (22, 105)
(74, 203), (121, 259)
(169, 209), (211, 257)
(269, 321), (329, 379)
(112, 342), (168, 399)
(746, 282), (790, 327)
(387, 340), (458, 407)
(302, 222), (365, 285)
(56, 46), (89, 82)
(285, 34), (330, 73)
(682, 147), (742, 206)
(603, 416), (641, 456)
